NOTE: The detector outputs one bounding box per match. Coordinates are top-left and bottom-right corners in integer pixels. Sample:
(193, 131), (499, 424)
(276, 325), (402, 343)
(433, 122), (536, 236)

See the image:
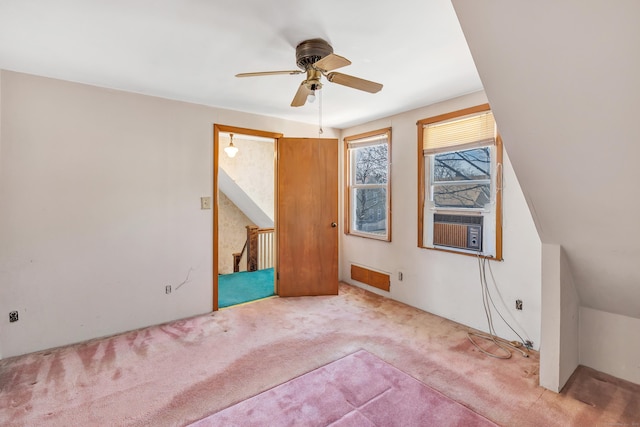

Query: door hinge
(277, 272), (279, 280)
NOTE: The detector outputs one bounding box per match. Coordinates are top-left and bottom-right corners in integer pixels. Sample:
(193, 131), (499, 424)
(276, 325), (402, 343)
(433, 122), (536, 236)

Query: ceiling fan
(236, 38), (383, 107)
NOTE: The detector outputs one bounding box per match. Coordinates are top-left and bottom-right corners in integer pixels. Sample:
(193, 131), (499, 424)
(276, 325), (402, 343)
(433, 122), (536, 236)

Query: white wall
(559, 245), (580, 387)
(0, 69), (3, 360)
(0, 70), (337, 358)
(580, 307), (640, 385)
(340, 91), (542, 348)
(540, 244), (579, 392)
(453, 0), (640, 385)
(540, 244), (561, 391)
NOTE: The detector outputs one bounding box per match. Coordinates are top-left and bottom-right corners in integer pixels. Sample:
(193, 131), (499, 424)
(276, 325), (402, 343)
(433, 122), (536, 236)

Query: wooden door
(276, 137), (338, 296)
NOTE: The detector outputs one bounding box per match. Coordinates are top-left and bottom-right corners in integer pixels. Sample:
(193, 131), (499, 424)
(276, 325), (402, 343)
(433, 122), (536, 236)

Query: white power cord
(467, 256), (530, 359)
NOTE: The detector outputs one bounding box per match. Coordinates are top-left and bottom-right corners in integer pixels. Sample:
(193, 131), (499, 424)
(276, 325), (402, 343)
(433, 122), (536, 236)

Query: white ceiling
(0, 0), (482, 129)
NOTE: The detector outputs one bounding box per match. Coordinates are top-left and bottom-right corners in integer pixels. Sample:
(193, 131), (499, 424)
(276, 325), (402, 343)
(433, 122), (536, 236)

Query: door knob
(331, 222), (337, 228)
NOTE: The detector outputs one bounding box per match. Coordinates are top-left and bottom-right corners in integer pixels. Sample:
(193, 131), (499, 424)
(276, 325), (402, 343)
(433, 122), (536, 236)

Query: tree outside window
(432, 147), (490, 209)
(345, 129), (391, 241)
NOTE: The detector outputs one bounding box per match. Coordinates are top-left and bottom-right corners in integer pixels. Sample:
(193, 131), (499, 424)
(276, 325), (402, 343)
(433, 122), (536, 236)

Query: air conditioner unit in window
(433, 214), (483, 251)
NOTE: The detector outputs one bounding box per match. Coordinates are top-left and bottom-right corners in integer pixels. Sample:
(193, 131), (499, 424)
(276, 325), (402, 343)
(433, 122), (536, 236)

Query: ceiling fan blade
(313, 53), (351, 72)
(291, 82), (311, 107)
(236, 70), (303, 78)
(326, 72), (383, 93)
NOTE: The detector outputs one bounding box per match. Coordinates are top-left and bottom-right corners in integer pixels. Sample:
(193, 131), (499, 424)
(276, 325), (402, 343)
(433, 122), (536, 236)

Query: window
(418, 104), (502, 259)
(344, 128), (391, 241)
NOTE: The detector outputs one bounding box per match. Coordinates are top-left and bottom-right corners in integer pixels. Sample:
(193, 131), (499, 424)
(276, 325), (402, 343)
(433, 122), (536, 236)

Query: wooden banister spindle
(232, 252), (242, 273)
(246, 225), (259, 272)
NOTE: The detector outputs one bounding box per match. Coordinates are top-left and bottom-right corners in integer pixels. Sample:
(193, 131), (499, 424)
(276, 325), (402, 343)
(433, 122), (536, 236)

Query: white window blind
(347, 133), (389, 149)
(423, 111), (496, 154)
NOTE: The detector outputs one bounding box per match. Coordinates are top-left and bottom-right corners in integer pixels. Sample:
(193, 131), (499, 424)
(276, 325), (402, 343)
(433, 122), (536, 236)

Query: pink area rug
(190, 350), (497, 426)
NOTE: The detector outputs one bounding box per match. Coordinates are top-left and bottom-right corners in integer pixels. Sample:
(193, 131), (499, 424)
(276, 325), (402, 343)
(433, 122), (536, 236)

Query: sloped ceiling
(219, 168), (273, 229)
(0, 0), (481, 129)
(453, 0), (640, 318)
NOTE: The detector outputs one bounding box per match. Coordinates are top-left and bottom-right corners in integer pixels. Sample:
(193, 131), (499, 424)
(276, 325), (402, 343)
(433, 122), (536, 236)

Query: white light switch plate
(200, 197), (211, 209)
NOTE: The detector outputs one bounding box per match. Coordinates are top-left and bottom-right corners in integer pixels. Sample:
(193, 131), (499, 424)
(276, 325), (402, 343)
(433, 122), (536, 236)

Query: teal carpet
(219, 268), (275, 308)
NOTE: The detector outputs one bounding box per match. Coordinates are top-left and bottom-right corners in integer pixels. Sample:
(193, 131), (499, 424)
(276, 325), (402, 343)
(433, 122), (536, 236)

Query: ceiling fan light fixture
(307, 90), (316, 103)
(224, 134), (239, 158)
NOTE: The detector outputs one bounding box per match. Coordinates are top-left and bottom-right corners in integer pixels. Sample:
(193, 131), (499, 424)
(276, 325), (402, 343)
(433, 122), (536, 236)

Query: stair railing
(233, 225), (275, 272)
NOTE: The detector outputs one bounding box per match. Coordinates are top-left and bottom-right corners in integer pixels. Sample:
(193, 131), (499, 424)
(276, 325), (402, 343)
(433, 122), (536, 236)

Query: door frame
(213, 124), (283, 311)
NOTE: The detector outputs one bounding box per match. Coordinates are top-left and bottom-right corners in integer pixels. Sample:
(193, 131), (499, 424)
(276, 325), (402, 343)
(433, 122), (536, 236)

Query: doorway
(213, 125), (282, 310)
(213, 127), (340, 310)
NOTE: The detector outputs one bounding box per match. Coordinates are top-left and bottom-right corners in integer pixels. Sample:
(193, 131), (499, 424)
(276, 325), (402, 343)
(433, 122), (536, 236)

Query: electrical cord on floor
(484, 259), (530, 348)
(467, 255), (531, 359)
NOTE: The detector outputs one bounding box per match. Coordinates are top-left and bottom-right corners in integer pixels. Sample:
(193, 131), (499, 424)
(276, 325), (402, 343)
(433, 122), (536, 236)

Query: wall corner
(558, 246), (580, 388)
(540, 243), (580, 392)
(0, 69), (3, 360)
(540, 243), (561, 391)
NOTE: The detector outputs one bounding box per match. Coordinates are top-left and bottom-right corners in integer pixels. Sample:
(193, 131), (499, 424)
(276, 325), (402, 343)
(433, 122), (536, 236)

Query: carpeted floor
(218, 267), (275, 308)
(1, 283), (638, 426)
(190, 349), (498, 426)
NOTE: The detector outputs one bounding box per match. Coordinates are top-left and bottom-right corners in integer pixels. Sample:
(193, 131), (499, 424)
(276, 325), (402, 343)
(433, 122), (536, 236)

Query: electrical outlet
(398, 271), (403, 281)
(165, 285), (172, 294)
(9, 311), (19, 322)
(200, 197), (211, 210)
(516, 299), (523, 310)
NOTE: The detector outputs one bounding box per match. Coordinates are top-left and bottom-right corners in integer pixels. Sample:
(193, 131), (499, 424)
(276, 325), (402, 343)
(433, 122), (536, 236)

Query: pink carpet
(190, 349), (497, 426)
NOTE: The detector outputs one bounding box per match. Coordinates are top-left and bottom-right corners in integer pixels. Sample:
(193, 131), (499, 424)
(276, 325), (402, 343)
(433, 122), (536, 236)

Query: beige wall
(0, 70), (337, 357)
(340, 91), (543, 349)
(0, 70), (543, 364)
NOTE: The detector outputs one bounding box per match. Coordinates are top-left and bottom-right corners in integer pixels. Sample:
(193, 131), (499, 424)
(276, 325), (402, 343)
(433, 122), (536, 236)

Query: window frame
(344, 128), (392, 241)
(417, 104), (503, 259)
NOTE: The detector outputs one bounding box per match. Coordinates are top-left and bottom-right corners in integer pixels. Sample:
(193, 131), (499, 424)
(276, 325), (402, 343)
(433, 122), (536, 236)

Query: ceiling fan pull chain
(318, 88), (323, 136)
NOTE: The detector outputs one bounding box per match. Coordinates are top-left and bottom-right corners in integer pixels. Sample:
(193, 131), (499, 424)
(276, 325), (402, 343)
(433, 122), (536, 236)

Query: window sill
(419, 244), (502, 261)
(428, 207), (488, 214)
(346, 231), (391, 242)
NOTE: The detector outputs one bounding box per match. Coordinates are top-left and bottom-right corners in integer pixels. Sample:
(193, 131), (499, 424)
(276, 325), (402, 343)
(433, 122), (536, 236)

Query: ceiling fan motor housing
(296, 38), (333, 70)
